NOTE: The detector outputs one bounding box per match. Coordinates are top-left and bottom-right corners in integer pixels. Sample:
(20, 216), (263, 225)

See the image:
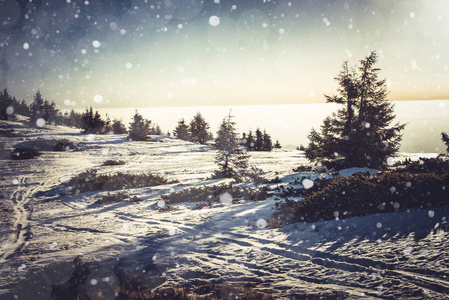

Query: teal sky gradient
(1, 0), (448, 107)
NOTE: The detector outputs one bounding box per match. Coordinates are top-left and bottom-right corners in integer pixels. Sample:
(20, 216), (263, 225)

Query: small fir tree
(254, 128), (264, 151)
(274, 140), (282, 149)
(81, 106), (105, 133)
(29, 91), (45, 127)
(174, 118), (190, 141)
(189, 112), (210, 144)
(214, 113), (249, 178)
(0, 88), (14, 120)
(262, 130), (273, 151)
(246, 130), (255, 151)
(112, 118), (127, 134)
(442, 132), (449, 153)
(128, 110), (149, 141)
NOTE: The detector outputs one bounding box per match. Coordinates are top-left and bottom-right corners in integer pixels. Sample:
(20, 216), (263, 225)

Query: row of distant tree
(0, 89), (59, 125)
(0, 88), (280, 152)
(172, 113), (280, 151)
(0, 89), (131, 135)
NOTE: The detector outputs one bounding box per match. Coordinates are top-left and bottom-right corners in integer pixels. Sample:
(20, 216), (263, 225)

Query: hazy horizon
(92, 99), (449, 154)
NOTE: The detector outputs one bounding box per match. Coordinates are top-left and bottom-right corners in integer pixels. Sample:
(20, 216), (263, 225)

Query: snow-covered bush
(161, 183), (270, 204)
(277, 167), (449, 223)
(14, 138), (79, 152)
(102, 159), (126, 166)
(95, 192), (141, 204)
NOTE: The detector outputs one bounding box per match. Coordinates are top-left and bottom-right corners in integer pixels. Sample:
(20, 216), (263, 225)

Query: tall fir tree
(0, 88), (14, 120)
(128, 110), (149, 141)
(214, 113), (249, 178)
(441, 132), (449, 153)
(82, 106), (105, 133)
(29, 91), (45, 127)
(174, 118), (190, 141)
(262, 130), (273, 151)
(189, 112), (210, 144)
(305, 51), (405, 169)
(246, 130), (255, 151)
(254, 128), (264, 151)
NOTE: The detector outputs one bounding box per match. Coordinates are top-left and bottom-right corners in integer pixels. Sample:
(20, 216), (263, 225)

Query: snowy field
(1, 118), (449, 299)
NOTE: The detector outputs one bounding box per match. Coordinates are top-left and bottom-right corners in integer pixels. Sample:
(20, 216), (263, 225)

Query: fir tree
(305, 51), (405, 169)
(103, 114), (113, 133)
(274, 140), (282, 149)
(241, 132), (247, 147)
(254, 128), (263, 151)
(246, 130), (255, 151)
(442, 132), (449, 153)
(16, 99), (30, 116)
(262, 130), (273, 151)
(29, 91), (45, 127)
(112, 118), (127, 134)
(81, 106), (105, 134)
(174, 118), (190, 141)
(189, 112), (210, 144)
(214, 113), (249, 178)
(128, 110), (149, 141)
(0, 88), (14, 120)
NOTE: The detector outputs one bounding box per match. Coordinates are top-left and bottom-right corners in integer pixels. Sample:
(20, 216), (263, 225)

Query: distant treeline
(173, 113), (280, 151)
(0, 88), (281, 150)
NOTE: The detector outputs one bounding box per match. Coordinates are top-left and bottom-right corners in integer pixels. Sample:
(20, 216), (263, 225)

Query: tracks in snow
(0, 175), (33, 262)
(149, 206), (449, 298)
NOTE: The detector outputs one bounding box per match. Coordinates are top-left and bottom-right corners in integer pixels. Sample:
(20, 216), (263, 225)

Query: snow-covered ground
(1, 118), (448, 299)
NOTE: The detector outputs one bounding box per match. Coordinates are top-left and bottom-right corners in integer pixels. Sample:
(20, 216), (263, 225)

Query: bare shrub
(66, 169), (176, 193)
(102, 160), (126, 166)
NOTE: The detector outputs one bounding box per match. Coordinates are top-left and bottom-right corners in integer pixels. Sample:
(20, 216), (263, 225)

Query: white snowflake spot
(302, 178), (314, 189)
(125, 62), (132, 69)
(90, 279), (98, 285)
(209, 15), (220, 26)
(23, 42), (30, 50)
(94, 94), (103, 103)
(6, 106), (14, 115)
(256, 219), (267, 229)
(109, 22), (118, 30)
(157, 200), (166, 208)
(386, 157), (394, 165)
(92, 40), (101, 48)
(219, 192), (233, 205)
(36, 118), (46, 128)
(403, 247), (413, 255)
(428, 210), (435, 218)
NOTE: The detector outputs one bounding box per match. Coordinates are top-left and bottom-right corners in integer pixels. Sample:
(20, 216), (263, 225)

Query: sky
(0, 0), (448, 108)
